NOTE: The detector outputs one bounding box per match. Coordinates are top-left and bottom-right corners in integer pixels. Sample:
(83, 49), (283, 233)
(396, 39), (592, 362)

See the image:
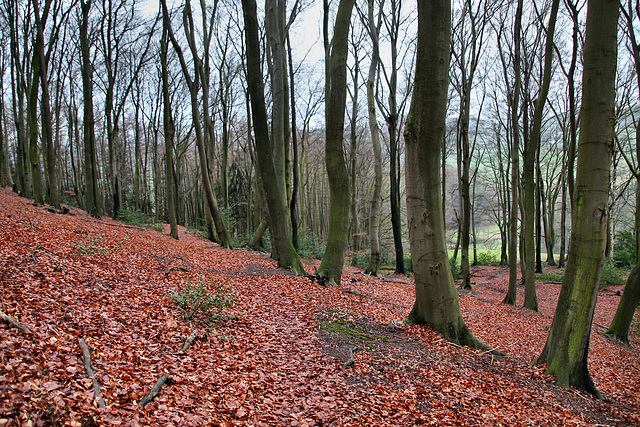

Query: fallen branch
(166, 265), (188, 275)
(0, 310), (32, 334)
(182, 331), (199, 352)
(78, 338), (106, 409)
(140, 374), (175, 407)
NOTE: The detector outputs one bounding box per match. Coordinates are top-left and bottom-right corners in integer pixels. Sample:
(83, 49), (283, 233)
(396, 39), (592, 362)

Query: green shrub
(74, 233), (125, 255)
(536, 270), (564, 283)
(404, 254), (413, 274)
(116, 205), (146, 226)
(170, 278), (235, 330)
(476, 251), (500, 266)
(535, 259), (625, 288)
(600, 259), (625, 287)
(297, 228), (325, 259)
(449, 257), (462, 279)
(613, 230), (637, 269)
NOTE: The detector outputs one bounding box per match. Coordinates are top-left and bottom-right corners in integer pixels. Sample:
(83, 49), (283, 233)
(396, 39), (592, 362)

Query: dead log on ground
(78, 338), (106, 409)
(140, 374), (175, 407)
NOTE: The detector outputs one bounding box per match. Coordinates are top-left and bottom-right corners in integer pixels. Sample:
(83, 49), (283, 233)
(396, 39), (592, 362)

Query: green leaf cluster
(170, 278), (235, 329)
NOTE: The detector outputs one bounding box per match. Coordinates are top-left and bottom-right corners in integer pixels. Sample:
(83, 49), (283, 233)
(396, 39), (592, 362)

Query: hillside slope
(1, 188), (639, 426)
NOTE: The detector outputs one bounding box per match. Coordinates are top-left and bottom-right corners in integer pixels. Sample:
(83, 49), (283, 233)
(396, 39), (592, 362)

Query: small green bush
(613, 230), (637, 269)
(74, 233), (125, 255)
(536, 270), (564, 283)
(170, 278), (235, 330)
(600, 259), (625, 287)
(536, 259), (625, 288)
(116, 205), (146, 226)
(449, 257), (462, 279)
(476, 251), (500, 266)
(297, 228), (325, 259)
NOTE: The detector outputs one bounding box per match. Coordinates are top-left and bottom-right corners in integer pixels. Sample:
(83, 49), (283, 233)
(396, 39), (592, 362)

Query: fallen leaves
(1, 187), (639, 426)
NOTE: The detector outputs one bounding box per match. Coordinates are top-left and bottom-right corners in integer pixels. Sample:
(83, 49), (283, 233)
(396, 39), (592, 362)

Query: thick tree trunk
(537, 0), (618, 397)
(606, 262), (640, 343)
(404, 0), (492, 352)
(317, 0), (356, 286)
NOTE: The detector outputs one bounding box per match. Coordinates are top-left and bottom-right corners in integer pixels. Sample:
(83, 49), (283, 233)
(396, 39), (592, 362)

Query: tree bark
(404, 0), (493, 352)
(317, 0), (356, 286)
(523, 0), (559, 310)
(80, 0), (102, 218)
(161, 0), (231, 248)
(606, 262), (640, 343)
(504, 0), (523, 306)
(242, 0), (305, 274)
(537, 0), (618, 397)
(364, 0), (382, 276)
(161, 27), (178, 240)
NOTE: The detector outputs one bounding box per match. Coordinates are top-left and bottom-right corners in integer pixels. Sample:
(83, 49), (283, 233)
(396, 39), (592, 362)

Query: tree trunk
(364, 0), (382, 276)
(242, 0), (305, 274)
(31, 0), (59, 208)
(525, 0), (559, 309)
(606, 262), (640, 343)
(162, 0), (231, 248)
(404, 0), (492, 352)
(287, 34), (300, 250)
(161, 28), (178, 240)
(317, 0), (356, 286)
(504, 0), (523, 306)
(537, 0), (618, 397)
(80, 0), (101, 217)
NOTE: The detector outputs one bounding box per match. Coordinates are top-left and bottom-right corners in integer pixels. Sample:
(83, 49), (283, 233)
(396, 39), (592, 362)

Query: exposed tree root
(140, 375), (175, 407)
(0, 310), (32, 334)
(78, 338), (106, 409)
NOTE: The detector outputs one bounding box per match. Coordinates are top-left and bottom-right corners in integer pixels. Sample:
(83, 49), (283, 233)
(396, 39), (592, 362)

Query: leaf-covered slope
(1, 187), (638, 426)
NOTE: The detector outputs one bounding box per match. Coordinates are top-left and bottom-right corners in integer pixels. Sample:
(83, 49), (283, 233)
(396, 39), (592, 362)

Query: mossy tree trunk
(606, 263), (640, 343)
(404, 0), (493, 352)
(537, 0), (619, 397)
(317, 0), (356, 286)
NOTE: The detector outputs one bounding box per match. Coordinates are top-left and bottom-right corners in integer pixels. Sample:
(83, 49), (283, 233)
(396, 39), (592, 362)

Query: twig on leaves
(140, 374), (175, 407)
(0, 310), (32, 334)
(78, 338), (106, 409)
(182, 330), (199, 353)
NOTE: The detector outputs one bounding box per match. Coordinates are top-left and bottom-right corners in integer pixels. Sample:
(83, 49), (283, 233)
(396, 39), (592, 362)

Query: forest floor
(1, 187), (639, 426)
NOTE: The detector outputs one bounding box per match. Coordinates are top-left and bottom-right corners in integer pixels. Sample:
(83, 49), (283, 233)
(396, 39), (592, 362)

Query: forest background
(0, 0), (638, 279)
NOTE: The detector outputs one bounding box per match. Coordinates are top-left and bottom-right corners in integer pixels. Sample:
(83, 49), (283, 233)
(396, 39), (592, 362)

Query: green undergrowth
(318, 309), (388, 350)
(536, 259), (627, 288)
(170, 277), (236, 332)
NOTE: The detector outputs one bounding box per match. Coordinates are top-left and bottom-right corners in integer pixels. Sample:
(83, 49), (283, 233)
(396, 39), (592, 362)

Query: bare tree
(537, 0), (619, 397)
